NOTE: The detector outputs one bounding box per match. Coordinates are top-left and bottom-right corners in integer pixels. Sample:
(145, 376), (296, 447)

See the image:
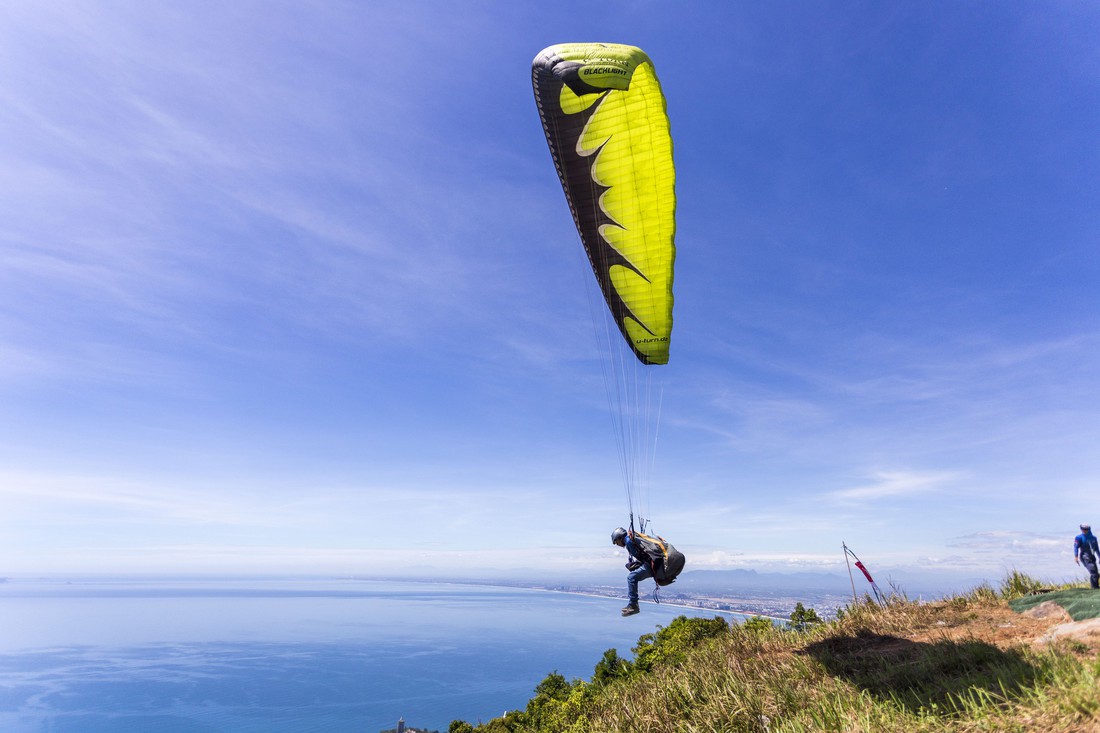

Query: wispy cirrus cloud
(827, 469), (962, 502)
(947, 530), (1065, 554)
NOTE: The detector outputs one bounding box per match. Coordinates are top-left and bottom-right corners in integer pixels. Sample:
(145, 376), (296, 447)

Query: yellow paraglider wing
(532, 43), (675, 365)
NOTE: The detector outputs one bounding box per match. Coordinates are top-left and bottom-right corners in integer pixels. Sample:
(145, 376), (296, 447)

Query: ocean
(0, 578), (743, 732)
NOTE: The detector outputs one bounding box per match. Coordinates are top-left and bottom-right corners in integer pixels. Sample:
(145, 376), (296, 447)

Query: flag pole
(842, 541), (857, 603)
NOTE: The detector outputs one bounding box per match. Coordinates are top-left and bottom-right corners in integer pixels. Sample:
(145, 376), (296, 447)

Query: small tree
(531, 672), (573, 703)
(789, 602), (822, 631)
(592, 648), (631, 687)
(524, 671), (587, 732)
(740, 615), (775, 633)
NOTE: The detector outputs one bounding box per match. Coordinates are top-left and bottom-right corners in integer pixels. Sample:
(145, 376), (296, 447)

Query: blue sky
(1, 1), (1097, 588)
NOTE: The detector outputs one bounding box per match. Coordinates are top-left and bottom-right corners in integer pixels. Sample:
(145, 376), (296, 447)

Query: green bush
(789, 602), (823, 631)
(632, 614), (729, 672)
(740, 615), (776, 633)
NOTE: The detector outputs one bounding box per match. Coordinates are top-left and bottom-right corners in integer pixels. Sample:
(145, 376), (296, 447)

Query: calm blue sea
(0, 578), (742, 732)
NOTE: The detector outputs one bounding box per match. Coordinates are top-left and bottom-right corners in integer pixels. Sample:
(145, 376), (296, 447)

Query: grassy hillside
(450, 574), (1100, 732)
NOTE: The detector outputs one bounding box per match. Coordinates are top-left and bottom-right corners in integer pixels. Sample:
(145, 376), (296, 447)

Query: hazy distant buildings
(381, 718), (438, 733)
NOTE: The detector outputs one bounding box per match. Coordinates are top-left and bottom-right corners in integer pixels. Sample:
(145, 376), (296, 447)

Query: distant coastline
(528, 585), (790, 621)
(409, 577), (836, 622)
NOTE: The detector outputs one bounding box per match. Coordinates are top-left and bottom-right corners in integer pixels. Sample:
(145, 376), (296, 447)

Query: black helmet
(611, 527), (628, 544)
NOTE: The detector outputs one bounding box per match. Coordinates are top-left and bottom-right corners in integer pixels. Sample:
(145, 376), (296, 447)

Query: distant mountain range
(667, 567), (987, 598)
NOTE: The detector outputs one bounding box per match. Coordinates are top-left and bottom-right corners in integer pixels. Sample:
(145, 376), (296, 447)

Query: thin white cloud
(0, 470), (573, 548)
(688, 328), (1100, 470)
(684, 549), (841, 571)
(0, 472), (269, 526)
(828, 469), (961, 502)
(0, 541), (623, 576)
(0, 0), (551, 397)
(947, 530), (1065, 554)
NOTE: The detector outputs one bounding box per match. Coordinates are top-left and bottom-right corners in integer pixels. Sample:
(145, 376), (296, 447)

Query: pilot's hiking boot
(621, 604), (640, 617)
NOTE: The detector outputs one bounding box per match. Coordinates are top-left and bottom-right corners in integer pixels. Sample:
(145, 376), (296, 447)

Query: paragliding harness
(631, 530), (686, 589)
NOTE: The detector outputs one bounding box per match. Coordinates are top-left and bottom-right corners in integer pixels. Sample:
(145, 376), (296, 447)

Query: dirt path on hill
(903, 597), (1100, 652)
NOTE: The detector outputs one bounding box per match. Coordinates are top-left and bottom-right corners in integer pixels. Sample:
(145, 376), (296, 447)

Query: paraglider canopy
(532, 43), (676, 367)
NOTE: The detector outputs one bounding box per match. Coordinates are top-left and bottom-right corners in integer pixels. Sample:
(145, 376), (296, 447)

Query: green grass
(1008, 587), (1100, 621)
(451, 573), (1100, 733)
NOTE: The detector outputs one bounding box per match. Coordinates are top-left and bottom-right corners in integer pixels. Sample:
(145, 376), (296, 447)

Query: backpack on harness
(633, 532), (686, 586)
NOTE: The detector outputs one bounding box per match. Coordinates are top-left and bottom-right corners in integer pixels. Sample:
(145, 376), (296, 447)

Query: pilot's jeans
(627, 565), (654, 605)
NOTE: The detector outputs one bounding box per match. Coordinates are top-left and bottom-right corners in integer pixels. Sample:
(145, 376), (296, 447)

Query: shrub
(632, 615), (729, 672)
(789, 602), (823, 631)
(740, 615), (776, 633)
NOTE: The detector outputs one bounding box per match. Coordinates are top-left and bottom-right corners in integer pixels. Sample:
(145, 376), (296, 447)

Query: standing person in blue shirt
(1074, 523), (1100, 589)
(612, 527), (651, 617)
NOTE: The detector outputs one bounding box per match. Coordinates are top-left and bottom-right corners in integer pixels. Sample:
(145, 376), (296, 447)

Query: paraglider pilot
(612, 527), (650, 616)
(1075, 523), (1100, 589)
